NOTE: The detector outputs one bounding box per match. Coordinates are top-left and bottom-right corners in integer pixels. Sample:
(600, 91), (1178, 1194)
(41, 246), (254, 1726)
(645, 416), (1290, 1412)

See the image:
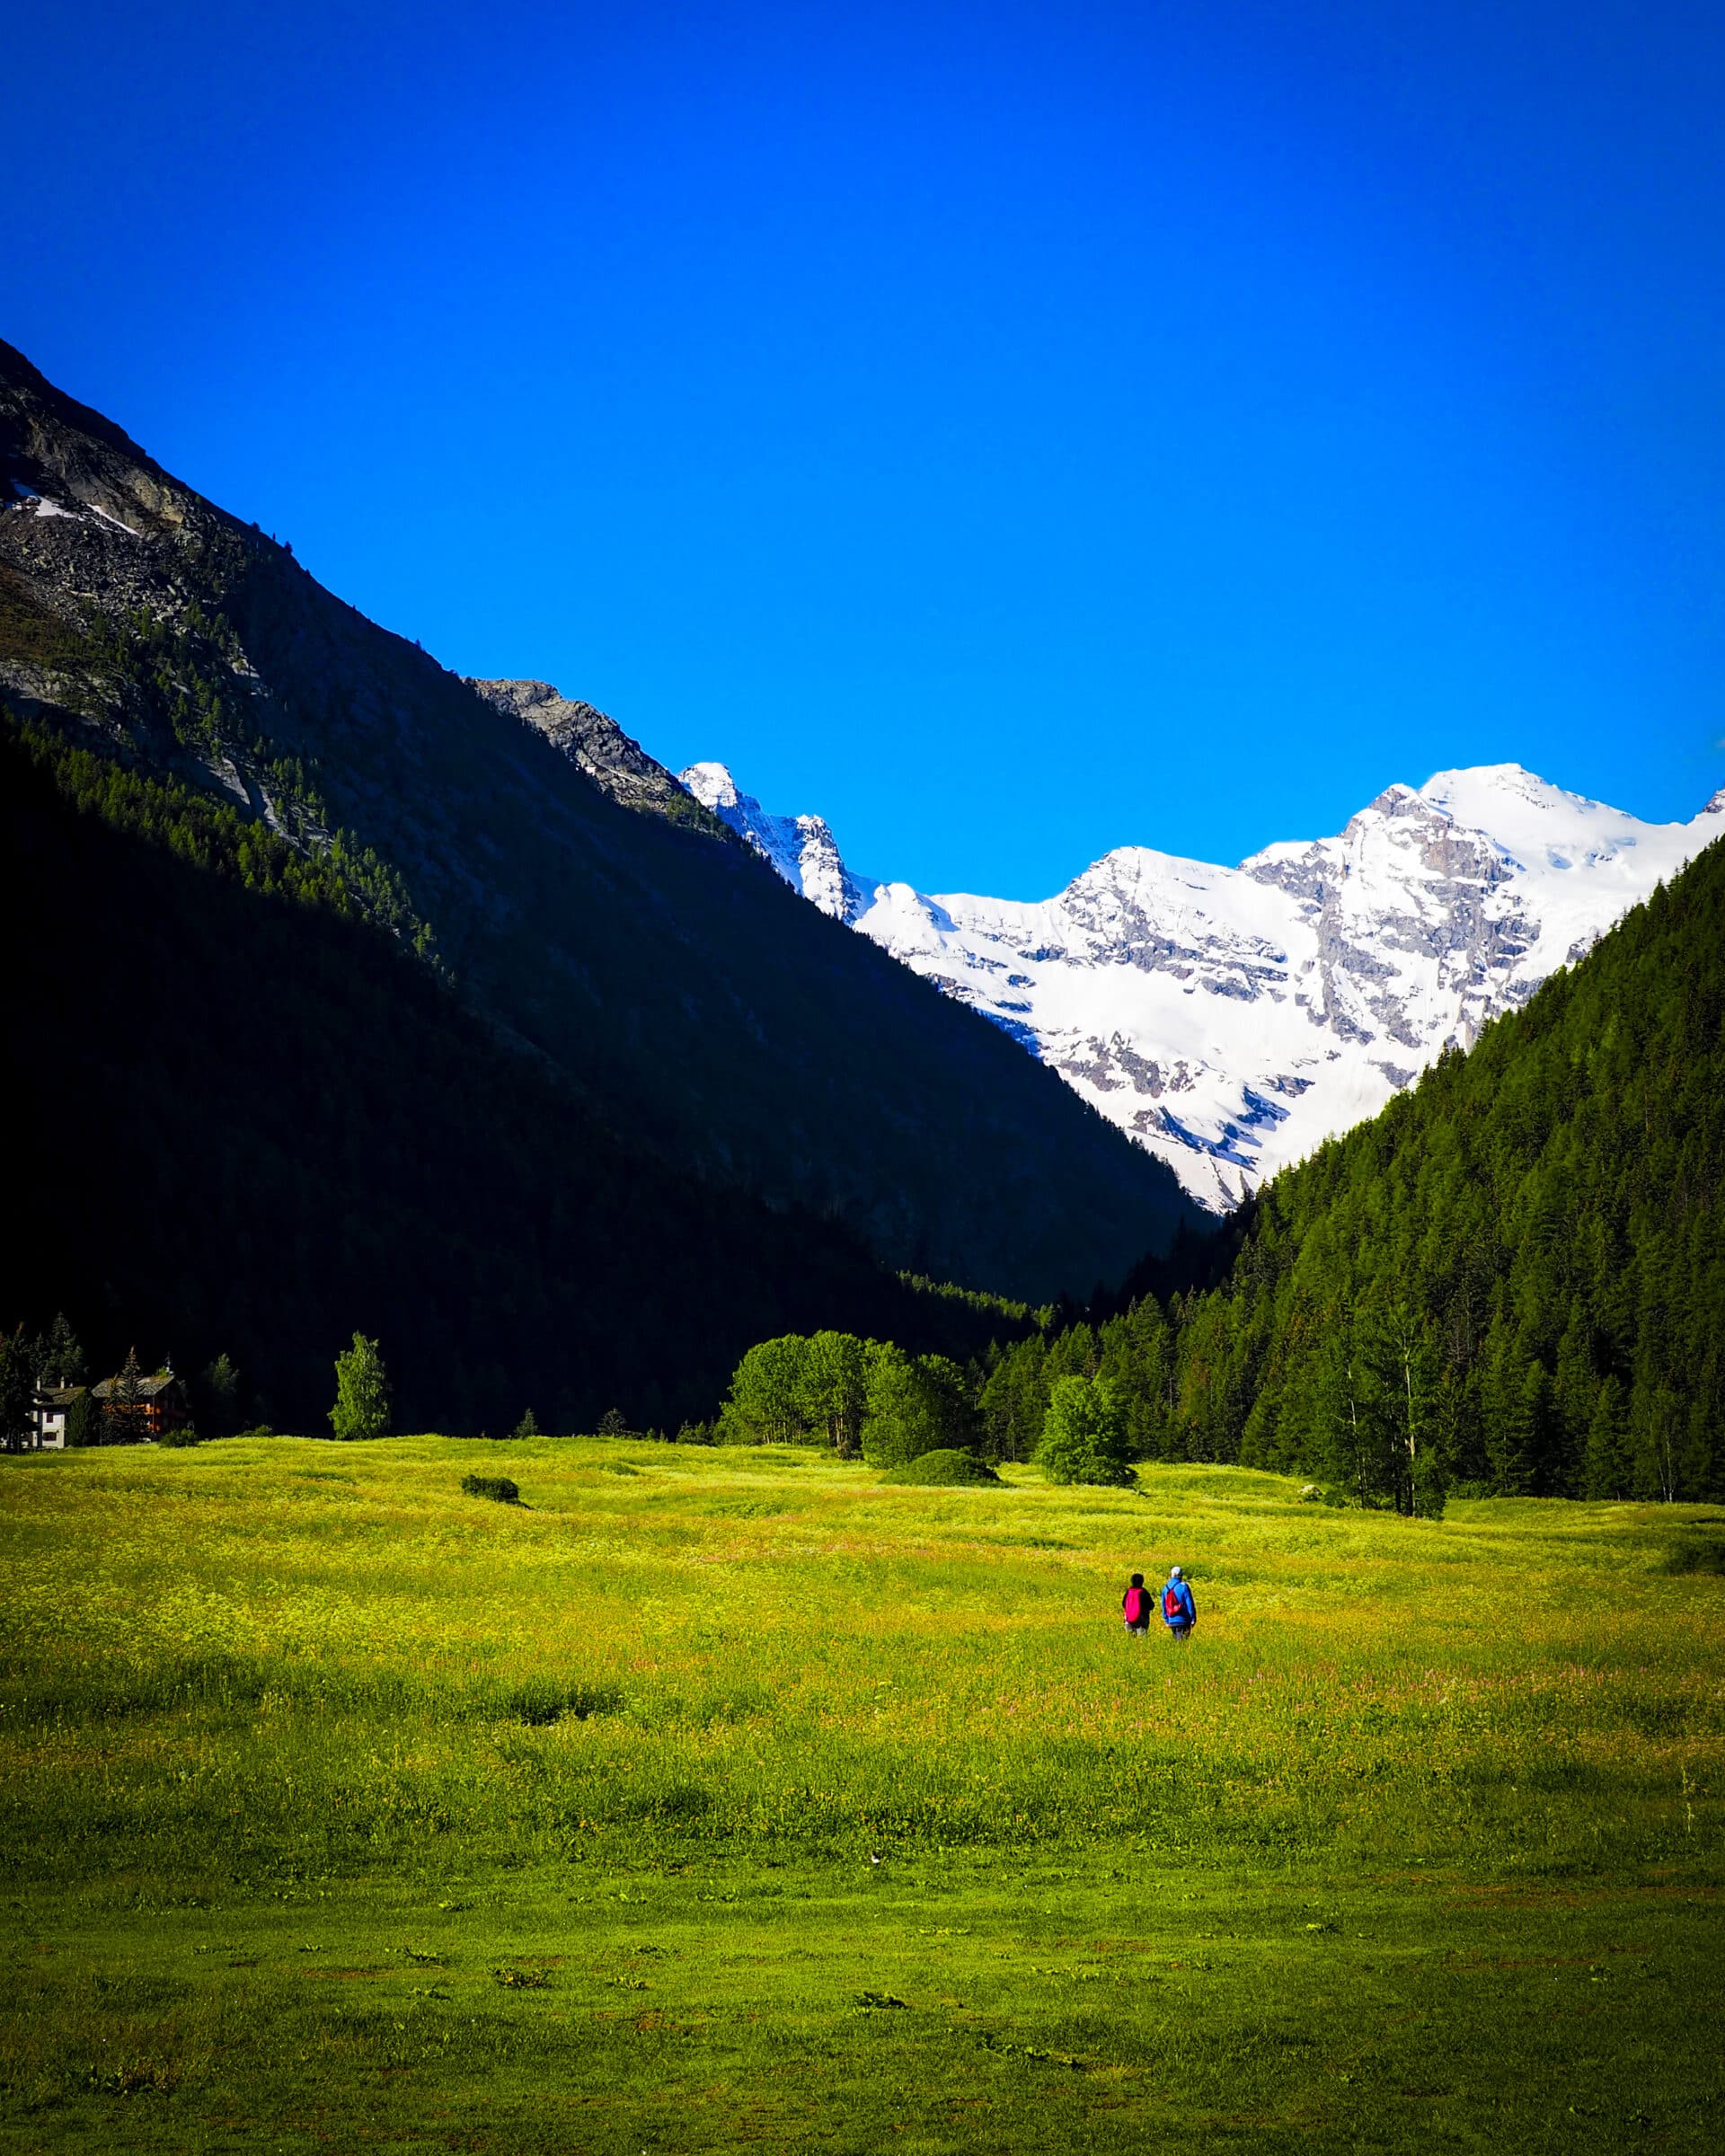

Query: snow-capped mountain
(678, 757), (1725, 1211)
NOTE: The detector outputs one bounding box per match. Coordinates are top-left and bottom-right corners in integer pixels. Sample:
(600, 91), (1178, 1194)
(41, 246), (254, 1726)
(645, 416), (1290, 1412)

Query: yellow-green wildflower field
(2, 1436), (1722, 2152)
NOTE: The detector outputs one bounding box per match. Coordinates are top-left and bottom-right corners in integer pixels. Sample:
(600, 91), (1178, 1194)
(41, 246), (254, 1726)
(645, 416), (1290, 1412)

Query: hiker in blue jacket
(1162, 1565), (1197, 1641)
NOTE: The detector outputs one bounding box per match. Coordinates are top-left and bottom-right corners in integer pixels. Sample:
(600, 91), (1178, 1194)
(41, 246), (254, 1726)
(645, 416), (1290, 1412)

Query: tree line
(717, 1329), (1137, 1486)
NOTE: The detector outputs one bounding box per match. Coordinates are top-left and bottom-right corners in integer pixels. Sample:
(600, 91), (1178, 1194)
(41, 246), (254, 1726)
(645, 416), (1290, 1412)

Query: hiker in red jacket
(1121, 1572), (1151, 1636)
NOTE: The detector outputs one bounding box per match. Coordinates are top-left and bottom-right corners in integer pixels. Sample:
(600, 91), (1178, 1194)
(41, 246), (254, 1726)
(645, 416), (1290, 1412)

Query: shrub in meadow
(461, 1472), (519, 1505)
(878, 1447), (1001, 1487)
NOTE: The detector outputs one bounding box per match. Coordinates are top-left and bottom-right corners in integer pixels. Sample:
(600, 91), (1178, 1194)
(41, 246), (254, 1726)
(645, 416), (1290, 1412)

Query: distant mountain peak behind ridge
(682, 760), (872, 924)
(677, 752), (1724, 1211)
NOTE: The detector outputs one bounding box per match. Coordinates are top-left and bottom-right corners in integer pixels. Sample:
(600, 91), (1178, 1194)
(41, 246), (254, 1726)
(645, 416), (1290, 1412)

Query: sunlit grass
(1, 1436), (1721, 2151)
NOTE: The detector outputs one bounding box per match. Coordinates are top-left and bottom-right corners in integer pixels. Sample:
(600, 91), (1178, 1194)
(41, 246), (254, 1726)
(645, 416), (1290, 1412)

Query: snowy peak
(680, 761), (871, 922)
(680, 750), (1723, 1211)
(682, 759), (744, 813)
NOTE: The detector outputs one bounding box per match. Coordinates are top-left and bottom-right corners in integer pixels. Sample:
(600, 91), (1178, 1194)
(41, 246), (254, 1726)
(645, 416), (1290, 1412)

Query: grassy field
(2, 1435), (1721, 2153)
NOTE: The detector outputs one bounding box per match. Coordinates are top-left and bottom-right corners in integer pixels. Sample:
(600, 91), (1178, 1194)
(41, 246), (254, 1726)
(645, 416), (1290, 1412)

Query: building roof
(93, 1373), (181, 1401)
(36, 1386), (86, 1407)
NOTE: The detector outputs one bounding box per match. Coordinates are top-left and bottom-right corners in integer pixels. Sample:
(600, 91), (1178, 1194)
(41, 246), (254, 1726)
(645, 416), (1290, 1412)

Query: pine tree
(0, 1330), (34, 1453)
(62, 1388), (101, 1448)
(109, 1345), (149, 1445)
(329, 1332), (390, 1442)
(40, 1312), (84, 1387)
(1552, 1318), (1596, 1490)
(197, 1352), (241, 1436)
(1581, 1376), (1628, 1500)
(978, 1334), (1048, 1462)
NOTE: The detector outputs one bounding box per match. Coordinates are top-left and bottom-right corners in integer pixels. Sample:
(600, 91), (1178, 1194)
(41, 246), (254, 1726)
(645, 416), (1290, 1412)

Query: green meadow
(2, 1436), (1721, 2152)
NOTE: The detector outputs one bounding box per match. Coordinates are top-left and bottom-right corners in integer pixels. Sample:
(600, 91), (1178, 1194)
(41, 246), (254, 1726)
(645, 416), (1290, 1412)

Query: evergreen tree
(1305, 1319), (1394, 1504)
(108, 1346), (150, 1446)
(1098, 1298), (1174, 1458)
(0, 1330), (34, 1453)
(1481, 1328), (1535, 1496)
(1581, 1374), (1628, 1499)
(62, 1388), (101, 1448)
(39, 1312), (84, 1387)
(978, 1334), (1048, 1462)
(1552, 1317), (1596, 1488)
(512, 1407), (541, 1438)
(1361, 1302), (1443, 1515)
(329, 1333), (390, 1442)
(195, 1352), (241, 1436)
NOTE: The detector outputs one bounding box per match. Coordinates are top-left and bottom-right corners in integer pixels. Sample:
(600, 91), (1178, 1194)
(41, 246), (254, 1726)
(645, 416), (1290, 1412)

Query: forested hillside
(0, 713), (1025, 1431)
(969, 827), (1725, 1504)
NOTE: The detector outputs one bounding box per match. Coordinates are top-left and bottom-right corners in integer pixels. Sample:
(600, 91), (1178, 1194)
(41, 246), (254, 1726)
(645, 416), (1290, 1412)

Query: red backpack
(1123, 1586), (1146, 1623)
(1163, 1583), (1185, 1622)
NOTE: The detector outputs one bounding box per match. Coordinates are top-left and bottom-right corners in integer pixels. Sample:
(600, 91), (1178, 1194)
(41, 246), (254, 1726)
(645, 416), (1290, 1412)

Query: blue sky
(8, 1), (1723, 895)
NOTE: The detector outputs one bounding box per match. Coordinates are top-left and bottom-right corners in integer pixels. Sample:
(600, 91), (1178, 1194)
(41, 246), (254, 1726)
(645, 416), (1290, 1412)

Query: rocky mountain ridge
(468, 679), (739, 844)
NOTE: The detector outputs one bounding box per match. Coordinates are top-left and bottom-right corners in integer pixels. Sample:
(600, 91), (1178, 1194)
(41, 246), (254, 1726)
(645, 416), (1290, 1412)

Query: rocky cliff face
(470, 679), (739, 844)
(682, 755), (1724, 1210)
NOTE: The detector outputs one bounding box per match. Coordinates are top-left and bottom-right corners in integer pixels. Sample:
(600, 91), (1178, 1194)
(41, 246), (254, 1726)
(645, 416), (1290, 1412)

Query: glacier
(680, 757), (1725, 1211)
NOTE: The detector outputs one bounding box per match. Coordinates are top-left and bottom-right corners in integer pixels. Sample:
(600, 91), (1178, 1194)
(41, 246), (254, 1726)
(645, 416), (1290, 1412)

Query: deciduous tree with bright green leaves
(860, 1347), (980, 1469)
(330, 1332), (390, 1442)
(1035, 1374), (1134, 1486)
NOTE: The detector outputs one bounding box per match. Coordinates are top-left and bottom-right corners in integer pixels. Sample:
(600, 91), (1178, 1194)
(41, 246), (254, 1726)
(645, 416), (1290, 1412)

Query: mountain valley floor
(2, 1438), (1721, 2152)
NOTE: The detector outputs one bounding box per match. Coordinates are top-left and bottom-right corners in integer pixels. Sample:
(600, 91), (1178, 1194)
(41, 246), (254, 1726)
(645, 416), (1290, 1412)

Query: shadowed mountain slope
(0, 339), (1197, 1304)
(0, 720), (1030, 1431)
